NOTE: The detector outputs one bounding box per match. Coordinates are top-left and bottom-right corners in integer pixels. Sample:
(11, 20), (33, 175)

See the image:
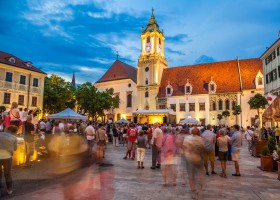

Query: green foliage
(232, 105), (242, 124)
(277, 148), (280, 157)
(43, 74), (76, 114)
(248, 93), (268, 116)
(262, 146), (270, 156)
(267, 137), (276, 155)
(0, 106), (6, 113)
(222, 110), (230, 118)
(232, 105), (242, 116)
(76, 82), (119, 121)
(217, 114), (223, 121)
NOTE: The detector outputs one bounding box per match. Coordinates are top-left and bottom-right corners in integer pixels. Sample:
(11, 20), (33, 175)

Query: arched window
(166, 82), (173, 97)
(232, 101), (236, 110)
(145, 78), (148, 85)
(219, 99), (223, 110)
(225, 99), (230, 110)
(127, 94), (132, 107)
(9, 57), (15, 64)
(159, 38), (161, 45)
(212, 102), (216, 111)
(147, 36), (150, 43)
(145, 91), (149, 98)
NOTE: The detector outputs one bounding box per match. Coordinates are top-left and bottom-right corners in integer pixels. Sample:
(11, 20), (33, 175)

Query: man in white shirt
(58, 121), (64, 132)
(85, 121), (95, 157)
(245, 126), (253, 151)
(21, 108), (28, 122)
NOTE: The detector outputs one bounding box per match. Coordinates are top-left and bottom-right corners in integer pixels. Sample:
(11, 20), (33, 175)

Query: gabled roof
(158, 58), (262, 97)
(96, 60), (137, 83)
(0, 51), (46, 74)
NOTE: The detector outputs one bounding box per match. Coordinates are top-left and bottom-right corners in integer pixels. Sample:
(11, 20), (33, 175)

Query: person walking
(112, 124), (119, 147)
(183, 127), (205, 199)
(22, 116), (35, 168)
(229, 125), (242, 176)
(136, 130), (147, 169)
(151, 123), (163, 169)
(0, 125), (18, 195)
(9, 102), (21, 128)
(123, 124), (138, 160)
(201, 124), (217, 175)
(96, 124), (106, 165)
(217, 128), (228, 178)
(85, 121), (95, 157)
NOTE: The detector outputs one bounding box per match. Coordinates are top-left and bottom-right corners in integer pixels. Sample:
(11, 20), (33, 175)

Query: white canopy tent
(48, 108), (87, 120)
(179, 117), (199, 125)
(116, 118), (128, 124)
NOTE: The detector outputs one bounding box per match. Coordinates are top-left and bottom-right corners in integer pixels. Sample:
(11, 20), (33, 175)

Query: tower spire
(72, 72), (76, 87)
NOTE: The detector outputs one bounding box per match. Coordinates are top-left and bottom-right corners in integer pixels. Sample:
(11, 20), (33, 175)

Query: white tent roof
(132, 109), (176, 115)
(48, 108), (87, 120)
(116, 118), (128, 123)
(179, 117), (199, 124)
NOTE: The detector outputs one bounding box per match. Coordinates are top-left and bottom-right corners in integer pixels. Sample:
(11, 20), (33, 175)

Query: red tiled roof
(0, 51), (46, 74)
(96, 60), (137, 83)
(158, 58), (263, 97)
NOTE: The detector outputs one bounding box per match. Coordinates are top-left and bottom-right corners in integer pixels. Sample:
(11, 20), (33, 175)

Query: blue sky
(0, 0), (280, 84)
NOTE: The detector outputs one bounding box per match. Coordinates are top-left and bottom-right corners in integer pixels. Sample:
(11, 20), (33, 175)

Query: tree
(0, 106), (6, 113)
(76, 82), (119, 121)
(43, 74), (76, 114)
(248, 93), (268, 116)
(222, 110), (230, 118)
(232, 105), (242, 124)
(217, 114), (223, 121)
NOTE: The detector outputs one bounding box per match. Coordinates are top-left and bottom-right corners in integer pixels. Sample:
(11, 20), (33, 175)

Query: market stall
(48, 108), (87, 120)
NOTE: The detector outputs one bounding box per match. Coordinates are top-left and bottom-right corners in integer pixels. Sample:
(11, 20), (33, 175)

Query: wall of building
(0, 63), (46, 112)
(262, 40), (280, 95)
(168, 94), (210, 124)
(94, 79), (137, 122)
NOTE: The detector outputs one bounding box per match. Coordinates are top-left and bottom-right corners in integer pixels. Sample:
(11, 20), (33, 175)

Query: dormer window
(25, 61), (32, 67)
(208, 77), (217, 94)
(185, 79), (192, 95)
(9, 57), (15, 64)
(166, 82), (173, 97)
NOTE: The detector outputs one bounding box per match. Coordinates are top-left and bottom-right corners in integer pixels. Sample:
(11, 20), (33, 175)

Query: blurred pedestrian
(96, 123), (106, 165)
(151, 123), (163, 169)
(136, 130), (147, 169)
(183, 127), (204, 199)
(22, 115), (35, 168)
(0, 125), (18, 195)
(229, 125), (242, 176)
(217, 128), (228, 178)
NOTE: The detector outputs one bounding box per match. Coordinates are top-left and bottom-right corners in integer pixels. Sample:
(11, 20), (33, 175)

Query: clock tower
(137, 9), (168, 110)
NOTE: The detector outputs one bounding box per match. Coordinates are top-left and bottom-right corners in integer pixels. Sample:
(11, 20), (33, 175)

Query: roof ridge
(167, 57), (260, 70)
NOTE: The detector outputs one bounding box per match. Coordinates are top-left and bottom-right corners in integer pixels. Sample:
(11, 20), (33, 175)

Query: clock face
(146, 43), (151, 52)
(145, 67), (149, 72)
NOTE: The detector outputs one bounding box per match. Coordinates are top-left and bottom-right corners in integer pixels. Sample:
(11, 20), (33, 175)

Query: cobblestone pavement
(2, 139), (280, 200)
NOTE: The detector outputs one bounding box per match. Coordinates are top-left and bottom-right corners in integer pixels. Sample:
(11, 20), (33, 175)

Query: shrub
(262, 146), (270, 156)
(267, 137), (276, 155)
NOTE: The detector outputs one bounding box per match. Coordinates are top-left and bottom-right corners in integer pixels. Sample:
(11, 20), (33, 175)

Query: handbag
(10, 109), (23, 127)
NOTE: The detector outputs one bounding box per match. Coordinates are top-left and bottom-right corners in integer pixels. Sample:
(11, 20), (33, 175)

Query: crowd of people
(1, 102), (279, 199)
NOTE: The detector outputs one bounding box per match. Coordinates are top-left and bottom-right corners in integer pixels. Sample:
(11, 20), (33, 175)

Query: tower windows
(145, 91), (149, 98)
(145, 78), (148, 85)
(146, 36), (151, 52)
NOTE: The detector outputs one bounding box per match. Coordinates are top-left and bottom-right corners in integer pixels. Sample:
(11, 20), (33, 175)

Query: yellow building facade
(0, 51), (46, 112)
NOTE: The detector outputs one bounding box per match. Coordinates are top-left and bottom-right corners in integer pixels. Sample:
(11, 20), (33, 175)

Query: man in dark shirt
(23, 115), (35, 167)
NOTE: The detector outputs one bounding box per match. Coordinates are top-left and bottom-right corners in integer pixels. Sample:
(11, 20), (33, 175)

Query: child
(136, 130), (147, 169)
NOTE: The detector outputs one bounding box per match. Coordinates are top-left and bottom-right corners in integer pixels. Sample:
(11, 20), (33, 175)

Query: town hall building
(95, 10), (264, 127)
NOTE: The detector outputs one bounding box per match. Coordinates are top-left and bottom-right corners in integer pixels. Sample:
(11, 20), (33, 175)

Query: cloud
(194, 55), (216, 64)
(77, 66), (106, 74)
(165, 34), (192, 44)
(166, 47), (186, 56)
(89, 57), (112, 64)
